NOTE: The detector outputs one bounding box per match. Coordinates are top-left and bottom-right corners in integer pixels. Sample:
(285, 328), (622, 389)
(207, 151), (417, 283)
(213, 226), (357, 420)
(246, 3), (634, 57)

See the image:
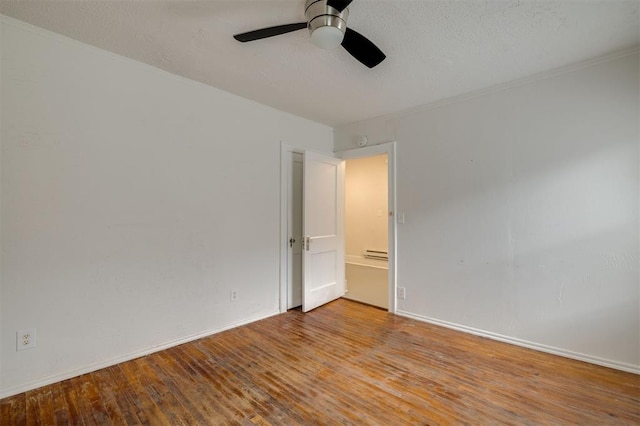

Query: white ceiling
(2, 0), (638, 126)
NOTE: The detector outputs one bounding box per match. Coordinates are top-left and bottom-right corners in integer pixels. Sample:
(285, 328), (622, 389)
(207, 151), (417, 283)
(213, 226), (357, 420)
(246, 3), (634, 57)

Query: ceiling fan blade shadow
(234, 22), (307, 42)
(327, 0), (354, 12)
(341, 27), (386, 68)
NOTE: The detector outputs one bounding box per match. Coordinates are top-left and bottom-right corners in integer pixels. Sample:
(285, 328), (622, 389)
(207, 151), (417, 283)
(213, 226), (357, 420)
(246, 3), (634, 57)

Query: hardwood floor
(1, 299), (638, 425)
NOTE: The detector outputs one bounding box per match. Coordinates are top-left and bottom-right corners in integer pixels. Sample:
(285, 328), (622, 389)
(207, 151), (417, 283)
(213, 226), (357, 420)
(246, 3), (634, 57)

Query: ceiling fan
(233, 0), (386, 69)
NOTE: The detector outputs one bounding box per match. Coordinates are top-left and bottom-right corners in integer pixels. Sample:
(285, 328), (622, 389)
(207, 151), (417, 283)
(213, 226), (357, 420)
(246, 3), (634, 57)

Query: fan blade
(341, 27), (386, 68)
(327, 0), (354, 12)
(233, 22), (307, 42)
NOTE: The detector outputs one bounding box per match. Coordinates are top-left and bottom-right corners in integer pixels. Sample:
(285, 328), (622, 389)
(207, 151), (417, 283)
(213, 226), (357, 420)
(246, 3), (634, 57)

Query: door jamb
(335, 142), (398, 313)
(279, 143), (304, 313)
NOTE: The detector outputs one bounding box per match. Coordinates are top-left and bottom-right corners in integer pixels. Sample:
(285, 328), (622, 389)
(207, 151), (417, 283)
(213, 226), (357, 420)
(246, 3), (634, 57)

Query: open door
(302, 151), (345, 312)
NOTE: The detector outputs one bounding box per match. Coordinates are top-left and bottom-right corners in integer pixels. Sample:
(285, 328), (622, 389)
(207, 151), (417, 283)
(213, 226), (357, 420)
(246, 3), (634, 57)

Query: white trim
(396, 310), (640, 375)
(0, 310), (281, 399)
(279, 143), (290, 313)
(279, 142), (305, 313)
(335, 141), (398, 313)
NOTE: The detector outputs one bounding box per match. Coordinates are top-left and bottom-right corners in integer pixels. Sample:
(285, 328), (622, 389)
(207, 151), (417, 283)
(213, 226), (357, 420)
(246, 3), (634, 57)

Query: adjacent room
(1, 0), (638, 423)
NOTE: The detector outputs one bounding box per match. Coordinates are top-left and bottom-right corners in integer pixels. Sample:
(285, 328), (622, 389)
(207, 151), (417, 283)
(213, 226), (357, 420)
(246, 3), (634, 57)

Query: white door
(302, 151), (345, 312)
(287, 152), (303, 309)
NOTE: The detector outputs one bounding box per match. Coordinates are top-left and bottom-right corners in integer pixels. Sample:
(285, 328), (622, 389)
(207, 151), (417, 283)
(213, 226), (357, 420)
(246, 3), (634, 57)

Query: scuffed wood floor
(1, 299), (638, 425)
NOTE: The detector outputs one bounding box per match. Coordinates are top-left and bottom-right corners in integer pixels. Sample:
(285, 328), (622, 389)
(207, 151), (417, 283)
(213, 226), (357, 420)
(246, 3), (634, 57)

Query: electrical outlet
(397, 287), (406, 300)
(230, 290), (238, 302)
(17, 329), (37, 351)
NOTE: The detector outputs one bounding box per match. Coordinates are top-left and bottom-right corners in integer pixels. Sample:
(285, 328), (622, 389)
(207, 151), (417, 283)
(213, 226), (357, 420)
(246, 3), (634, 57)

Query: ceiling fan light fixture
(310, 25), (344, 49)
(234, 0), (386, 68)
(306, 0), (349, 49)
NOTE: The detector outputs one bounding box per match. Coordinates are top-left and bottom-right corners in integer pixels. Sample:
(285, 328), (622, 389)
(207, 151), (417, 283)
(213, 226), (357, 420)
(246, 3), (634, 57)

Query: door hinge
(305, 236), (310, 251)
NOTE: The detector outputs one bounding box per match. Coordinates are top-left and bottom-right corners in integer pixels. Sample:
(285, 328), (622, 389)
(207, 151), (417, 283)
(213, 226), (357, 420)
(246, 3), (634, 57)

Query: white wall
(0, 16), (333, 397)
(335, 52), (639, 372)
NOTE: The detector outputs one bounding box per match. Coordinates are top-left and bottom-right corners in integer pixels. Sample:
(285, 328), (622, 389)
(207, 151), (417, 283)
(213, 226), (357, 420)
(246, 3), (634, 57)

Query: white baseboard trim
(0, 310), (281, 399)
(396, 310), (640, 375)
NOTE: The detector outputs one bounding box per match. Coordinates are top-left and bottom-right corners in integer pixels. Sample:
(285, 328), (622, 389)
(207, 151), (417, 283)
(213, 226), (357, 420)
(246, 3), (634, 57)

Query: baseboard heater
(364, 249), (388, 261)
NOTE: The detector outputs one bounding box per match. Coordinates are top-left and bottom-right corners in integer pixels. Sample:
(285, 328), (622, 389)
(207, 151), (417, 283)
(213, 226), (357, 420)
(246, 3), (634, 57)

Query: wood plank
(0, 392), (26, 425)
(1, 299), (638, 424)
(50, 382), (71, 425)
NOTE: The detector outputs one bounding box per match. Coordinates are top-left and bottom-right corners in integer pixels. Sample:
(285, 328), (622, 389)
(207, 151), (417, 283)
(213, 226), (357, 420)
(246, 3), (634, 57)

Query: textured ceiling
(1, 0), (638, 126)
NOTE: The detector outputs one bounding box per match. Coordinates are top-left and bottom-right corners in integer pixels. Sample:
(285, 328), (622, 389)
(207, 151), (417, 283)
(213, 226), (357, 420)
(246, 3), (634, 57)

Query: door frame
(335, 141), (397, 313)
(279, 143), (304, 313)
(279, 141), (397, 314)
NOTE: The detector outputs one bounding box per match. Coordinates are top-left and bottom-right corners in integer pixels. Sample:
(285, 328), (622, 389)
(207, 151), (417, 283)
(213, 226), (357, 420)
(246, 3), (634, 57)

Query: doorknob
(289, 237), (296, 247)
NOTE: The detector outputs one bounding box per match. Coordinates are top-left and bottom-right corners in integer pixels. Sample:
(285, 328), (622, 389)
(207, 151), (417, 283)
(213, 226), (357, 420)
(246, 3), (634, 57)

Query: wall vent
(364, 249), (388, 261)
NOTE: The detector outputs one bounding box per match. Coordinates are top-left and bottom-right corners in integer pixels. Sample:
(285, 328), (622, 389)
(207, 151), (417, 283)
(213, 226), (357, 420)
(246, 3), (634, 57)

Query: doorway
(338, 142), (396, 313)
(279, 142), (396, 313)
(343, 154), (389, 309)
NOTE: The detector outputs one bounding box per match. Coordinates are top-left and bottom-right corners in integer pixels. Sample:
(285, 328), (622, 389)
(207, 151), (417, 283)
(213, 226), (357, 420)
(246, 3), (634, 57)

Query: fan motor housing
(305, 0), (349, 34)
